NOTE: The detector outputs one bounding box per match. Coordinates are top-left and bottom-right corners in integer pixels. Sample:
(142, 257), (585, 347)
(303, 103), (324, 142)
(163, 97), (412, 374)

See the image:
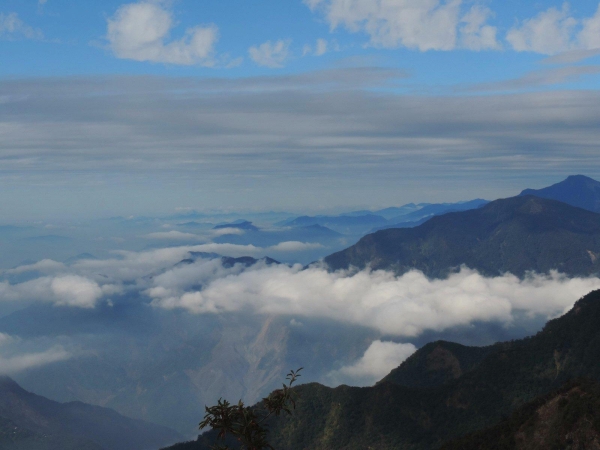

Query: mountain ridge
(0, 376), (182, 450)
(164, 288), (600, 449)
(520, 174), (600, 213)
(324, 195), (600, 278)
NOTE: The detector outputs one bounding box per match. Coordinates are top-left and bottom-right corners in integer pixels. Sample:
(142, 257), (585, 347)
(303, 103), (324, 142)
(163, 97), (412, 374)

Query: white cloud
(0, 346), (71, 375)
(0, 275), (114, 309)
(249, 40), (291, 68)
(506, 4), (576, 55)
(507, 3), (600, 55)
(268, 241), (323, 252)
(304, 0), (324, 10)
(305, 0), (500, 52)
(50, 275), (105, 308)
(579, 4), (600, 49)
(106, 1), (219, 65)
(459, 6), (500, 50)
(328, 341), (417, 386)
(5, 259), (65, 275)
(0, 12), (43, 40)
(0, 333), (14, 347)
(315, 38), (328, 56)
(301, 39), (329, 57)
(151, 265), (600, 336)
(211, 227), (246, 237)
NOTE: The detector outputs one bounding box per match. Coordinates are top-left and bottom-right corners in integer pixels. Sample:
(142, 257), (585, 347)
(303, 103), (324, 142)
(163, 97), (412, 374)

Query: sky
(2, 0), (600, 219)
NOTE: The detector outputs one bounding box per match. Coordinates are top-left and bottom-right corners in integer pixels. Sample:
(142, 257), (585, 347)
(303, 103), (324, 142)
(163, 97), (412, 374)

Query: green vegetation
(325, 196), (600, 278)
(441, 379), (600, 449)
(199, 368), (302, 450)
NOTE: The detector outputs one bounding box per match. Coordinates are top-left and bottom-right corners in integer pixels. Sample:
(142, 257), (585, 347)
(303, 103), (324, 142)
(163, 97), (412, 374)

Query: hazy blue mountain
(278, 200), (488, 236)
(165, 288), (600, 450)
(520, 174), (600, 213)
(63, 253), (98, 264)
(386, 198), (489, 223)
(342, 203), (425, 220)
(325, 195), (600, 278)
(278, 214), (388, 235)
(0, 376), (181, 450)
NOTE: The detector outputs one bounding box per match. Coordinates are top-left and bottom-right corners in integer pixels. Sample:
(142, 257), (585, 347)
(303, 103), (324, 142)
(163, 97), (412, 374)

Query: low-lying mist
(1, 244), (599, 434)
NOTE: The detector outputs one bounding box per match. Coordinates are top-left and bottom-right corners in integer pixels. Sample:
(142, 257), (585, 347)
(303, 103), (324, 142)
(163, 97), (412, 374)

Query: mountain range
(277, 199), (490, 236)
(0, 376), (181, 450)
(324, 195), (600, 278)
(6, 174), (600, 448)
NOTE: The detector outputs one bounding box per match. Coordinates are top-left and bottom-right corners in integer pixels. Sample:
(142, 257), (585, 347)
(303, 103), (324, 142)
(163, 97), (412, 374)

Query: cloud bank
(4, 246), (600, 342)
(150, 264), (600, 336)
(4, 75), (600, 217)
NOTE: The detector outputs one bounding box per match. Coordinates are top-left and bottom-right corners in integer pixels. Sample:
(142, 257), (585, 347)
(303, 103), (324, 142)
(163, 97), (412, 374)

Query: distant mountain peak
(519, 174), (600, 213)
(324, 195), (600, 278)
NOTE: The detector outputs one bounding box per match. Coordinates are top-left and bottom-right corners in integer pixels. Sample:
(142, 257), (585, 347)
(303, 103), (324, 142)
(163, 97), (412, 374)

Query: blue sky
(2, 0), (600, 83)
(1, 0), (600, 219)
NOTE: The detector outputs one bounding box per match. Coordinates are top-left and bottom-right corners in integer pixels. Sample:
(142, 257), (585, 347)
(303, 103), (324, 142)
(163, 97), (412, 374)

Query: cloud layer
(150, 264), (600, 336)
(3, 74), (600, 215)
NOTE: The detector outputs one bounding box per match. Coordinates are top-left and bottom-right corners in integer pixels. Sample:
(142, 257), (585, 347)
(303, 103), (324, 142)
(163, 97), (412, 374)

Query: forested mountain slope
(324, 196), (600, 278)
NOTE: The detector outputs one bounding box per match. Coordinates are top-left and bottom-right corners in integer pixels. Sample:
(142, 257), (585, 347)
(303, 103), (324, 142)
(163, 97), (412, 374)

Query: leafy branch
(199, 368), (303, 450)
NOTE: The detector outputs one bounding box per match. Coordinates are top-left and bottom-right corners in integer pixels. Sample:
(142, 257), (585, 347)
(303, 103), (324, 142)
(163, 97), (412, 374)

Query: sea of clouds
(2, 244), (600, 385)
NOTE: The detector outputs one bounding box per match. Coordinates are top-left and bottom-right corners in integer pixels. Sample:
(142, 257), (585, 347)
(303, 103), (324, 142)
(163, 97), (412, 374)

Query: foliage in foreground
(198, 368), (302, 450)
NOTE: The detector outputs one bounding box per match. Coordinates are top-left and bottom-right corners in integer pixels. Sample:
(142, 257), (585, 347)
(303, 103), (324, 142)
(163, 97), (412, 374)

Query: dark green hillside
(520, 174), (600, 213)
(165, 289), (600, 450)
(441, 379), (600, 450)
(324, 196), (600, 278)
(380, 341), (499, 388)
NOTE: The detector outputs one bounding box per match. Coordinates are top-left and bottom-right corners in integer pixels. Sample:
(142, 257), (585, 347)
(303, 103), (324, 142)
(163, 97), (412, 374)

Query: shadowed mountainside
(324, 195), (600, 278)
(440, 379), (600, 450)
(164, 288), (600, 450)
